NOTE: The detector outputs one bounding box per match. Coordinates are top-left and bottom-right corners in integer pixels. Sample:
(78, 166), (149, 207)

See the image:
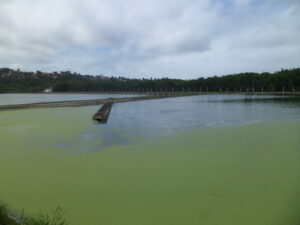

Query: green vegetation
(0, 204), (19, 225)
(0, 204), (67, 225)
(0, 68), (299, 93)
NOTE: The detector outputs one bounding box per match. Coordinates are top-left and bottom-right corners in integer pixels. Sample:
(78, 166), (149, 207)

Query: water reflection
(69, 94), (300, 153)
(216, 95), (300, 106)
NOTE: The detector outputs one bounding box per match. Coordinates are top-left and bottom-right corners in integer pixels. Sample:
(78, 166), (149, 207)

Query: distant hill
(0, 68), (299, 93)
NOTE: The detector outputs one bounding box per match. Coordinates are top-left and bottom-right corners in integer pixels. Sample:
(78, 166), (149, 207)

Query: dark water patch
(216, 96), (300, 105)
(56, 94), (300, 153)
(105, 94), (300, 135)
(68, 126), (138, 154)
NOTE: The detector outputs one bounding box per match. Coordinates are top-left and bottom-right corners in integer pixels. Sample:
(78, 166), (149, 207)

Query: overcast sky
(0, 0), (299, 78)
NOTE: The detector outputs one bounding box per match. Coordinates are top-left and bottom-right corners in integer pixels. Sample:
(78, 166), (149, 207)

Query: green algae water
(0, 94), (300, 225)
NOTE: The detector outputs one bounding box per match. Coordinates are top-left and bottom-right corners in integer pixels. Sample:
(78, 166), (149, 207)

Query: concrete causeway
(0, 94), (173, 111)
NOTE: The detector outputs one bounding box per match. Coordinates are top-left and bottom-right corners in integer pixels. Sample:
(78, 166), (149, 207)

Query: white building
(44, 87), (53, 93)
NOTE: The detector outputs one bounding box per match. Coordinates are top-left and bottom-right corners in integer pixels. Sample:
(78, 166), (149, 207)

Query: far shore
(0, 91), (300, 95)
(0, 92), (300, 111)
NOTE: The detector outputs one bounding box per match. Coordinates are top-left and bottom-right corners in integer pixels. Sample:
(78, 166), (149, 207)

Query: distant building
(44, 87), (53, 93)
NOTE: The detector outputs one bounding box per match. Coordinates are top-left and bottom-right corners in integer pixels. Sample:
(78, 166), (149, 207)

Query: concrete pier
(92, 102), (113, 123)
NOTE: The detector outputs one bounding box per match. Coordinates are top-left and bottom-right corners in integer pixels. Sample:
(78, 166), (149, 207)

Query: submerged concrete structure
(92, 101), (113, 123)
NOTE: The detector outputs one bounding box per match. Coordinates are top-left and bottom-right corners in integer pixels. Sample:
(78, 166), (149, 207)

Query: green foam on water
(0, 107), (300, 225)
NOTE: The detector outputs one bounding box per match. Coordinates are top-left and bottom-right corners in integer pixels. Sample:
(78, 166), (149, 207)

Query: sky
(0, 0), (299, 79)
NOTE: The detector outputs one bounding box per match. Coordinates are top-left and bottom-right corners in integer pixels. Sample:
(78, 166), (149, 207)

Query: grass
(0, 204), (19, 225)
(0, 203), (67, 225)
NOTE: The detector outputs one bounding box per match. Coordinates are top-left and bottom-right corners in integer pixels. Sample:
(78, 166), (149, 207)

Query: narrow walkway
(0, 94), (175, 111)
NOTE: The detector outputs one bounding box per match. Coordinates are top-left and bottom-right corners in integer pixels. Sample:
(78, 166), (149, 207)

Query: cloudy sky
(0, 0), (299, 78)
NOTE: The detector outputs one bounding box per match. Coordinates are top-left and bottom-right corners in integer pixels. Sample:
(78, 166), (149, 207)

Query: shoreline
(0, 91), (300, 95)
(0, 92), (300, 111)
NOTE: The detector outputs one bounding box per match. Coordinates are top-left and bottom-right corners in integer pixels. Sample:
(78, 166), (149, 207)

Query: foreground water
(0, 94), (299, 225)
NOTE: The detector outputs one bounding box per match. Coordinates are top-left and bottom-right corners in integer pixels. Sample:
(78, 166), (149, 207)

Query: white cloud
(0, 0), (299, 78)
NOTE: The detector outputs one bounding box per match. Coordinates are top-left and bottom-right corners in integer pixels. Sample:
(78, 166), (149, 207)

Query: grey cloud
(0, 0), (299, 78)
(227, 1), (300, 50)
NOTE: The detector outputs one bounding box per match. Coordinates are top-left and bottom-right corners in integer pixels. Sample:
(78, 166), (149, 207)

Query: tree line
(0, 68), (299, 93)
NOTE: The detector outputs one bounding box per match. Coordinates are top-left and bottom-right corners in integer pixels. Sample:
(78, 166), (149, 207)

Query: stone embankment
(0, 95), (171, 111)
